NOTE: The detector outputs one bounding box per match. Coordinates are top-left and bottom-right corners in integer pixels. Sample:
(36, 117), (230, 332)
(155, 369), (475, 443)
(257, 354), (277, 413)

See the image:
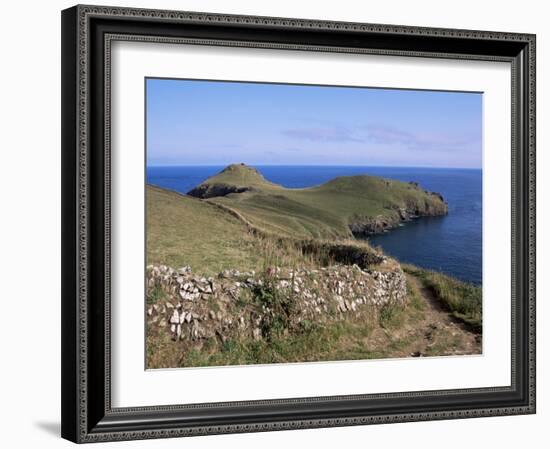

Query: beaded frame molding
(61, 4), (536, 443)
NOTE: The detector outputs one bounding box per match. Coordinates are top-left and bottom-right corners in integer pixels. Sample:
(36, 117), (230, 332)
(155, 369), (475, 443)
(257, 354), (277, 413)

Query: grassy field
(147, 185), (331, 275)
(147, 185), (261, 275)
(190, 164), (447, 239)
(146, 170), (480, 367)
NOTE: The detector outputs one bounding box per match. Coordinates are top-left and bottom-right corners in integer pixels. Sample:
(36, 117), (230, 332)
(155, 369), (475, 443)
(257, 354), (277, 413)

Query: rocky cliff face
(187, 183), (250, 199)
(183, 164), (449, 240)
(147, 262), (407, 344)
(349, 192), (449, 237)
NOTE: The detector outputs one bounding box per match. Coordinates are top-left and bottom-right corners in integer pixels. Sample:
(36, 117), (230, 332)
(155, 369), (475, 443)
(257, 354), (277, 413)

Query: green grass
(145, 166), (479, 367)
(147, 286), (166, 305)
(215, 192), (347, 239)
(178, 318), (382, 367)
(403, 264), (482, 331)
(405, 274), (428, 324)
(147, 185), (265, 275)
(378, 276), (426, 330)
(251, 273), (297, 341)
(194, 163), (280, 190)
(378, 300), (406, 330)
(147, 307), (382, 368)
(148, 164), (446, 274)
(147, 185), (387, 276)
(191, 163), (447, 239)
(146, 185), (349, 276)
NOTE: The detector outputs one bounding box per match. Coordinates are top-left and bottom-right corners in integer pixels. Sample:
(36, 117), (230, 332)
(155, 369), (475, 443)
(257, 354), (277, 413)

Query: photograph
(145, 78), (483, 369)
(56, 3), (537, 443)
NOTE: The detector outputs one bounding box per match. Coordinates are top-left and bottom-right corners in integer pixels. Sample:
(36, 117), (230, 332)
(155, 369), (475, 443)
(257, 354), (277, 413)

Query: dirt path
(364, 274), (481, 358)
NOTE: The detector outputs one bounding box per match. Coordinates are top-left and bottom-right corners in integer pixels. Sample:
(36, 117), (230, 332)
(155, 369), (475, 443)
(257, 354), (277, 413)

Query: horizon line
(147, 163), (482, 170)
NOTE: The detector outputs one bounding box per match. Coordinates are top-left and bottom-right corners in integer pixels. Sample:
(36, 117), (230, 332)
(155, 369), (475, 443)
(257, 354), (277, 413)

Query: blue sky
(146, 78), (482, 168)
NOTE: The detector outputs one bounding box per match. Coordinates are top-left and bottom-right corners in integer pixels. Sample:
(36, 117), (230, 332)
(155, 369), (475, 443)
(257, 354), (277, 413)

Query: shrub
(252, 271), (297, 341)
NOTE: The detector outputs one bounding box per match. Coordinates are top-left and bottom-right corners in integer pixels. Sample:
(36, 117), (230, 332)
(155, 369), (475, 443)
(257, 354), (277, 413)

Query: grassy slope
(147, 185), (318, 276)
(147, 185), (261, 276)
(190, 163), (280, 190)
(147, 184), (480, 367)
(194, 164), (447, 239)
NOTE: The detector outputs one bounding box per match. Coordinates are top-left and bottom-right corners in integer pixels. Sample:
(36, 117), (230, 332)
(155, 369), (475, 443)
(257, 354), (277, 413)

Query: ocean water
(147, 165), (482, 285)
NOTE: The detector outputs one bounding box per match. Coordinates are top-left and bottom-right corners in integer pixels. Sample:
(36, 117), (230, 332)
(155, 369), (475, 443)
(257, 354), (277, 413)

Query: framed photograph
(61, 4), (536, 443)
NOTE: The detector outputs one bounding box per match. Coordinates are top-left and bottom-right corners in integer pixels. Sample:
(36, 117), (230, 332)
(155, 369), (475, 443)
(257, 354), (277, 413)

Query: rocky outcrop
(147, 263), (407, 344)
(187, 183), (250, 199)
(184, 164), (449, 240)
(349, 192), (448, 237)
(349, 215), (400, 236)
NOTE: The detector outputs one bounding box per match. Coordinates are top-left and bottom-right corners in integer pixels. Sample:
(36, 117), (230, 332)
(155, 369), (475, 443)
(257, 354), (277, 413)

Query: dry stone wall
(147, 262), (408, 344)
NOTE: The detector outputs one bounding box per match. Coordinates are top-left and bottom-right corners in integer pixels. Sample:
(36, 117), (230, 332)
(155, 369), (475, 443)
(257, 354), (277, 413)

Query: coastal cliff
(186, 163), (448, 239)
(146, 183), (480, 368)
(348, 188), (449, 236)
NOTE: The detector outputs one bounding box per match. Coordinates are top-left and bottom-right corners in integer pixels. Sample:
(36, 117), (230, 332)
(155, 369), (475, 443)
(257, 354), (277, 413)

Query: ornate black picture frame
(61, 4), (536, 443)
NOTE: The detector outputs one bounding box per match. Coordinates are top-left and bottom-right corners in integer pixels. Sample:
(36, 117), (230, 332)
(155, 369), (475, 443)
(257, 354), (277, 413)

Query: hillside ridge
(186, 163), (448, 238)
(146, 184), (480, 369)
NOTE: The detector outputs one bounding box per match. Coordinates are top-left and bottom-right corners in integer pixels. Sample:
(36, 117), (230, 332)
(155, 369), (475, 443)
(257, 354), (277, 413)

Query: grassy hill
(146, 174), (480, 367)
(147, 185), (263, 275)
(188, 163), (448, 239)
(147, 185), (344, 276)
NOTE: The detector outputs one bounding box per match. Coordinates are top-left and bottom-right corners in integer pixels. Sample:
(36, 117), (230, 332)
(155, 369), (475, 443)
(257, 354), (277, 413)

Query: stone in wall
(146, 262), (408, 344)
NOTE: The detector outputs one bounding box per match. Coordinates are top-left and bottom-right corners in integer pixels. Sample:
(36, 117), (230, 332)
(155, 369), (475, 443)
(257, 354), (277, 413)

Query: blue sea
(147, 166), (482, 285)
